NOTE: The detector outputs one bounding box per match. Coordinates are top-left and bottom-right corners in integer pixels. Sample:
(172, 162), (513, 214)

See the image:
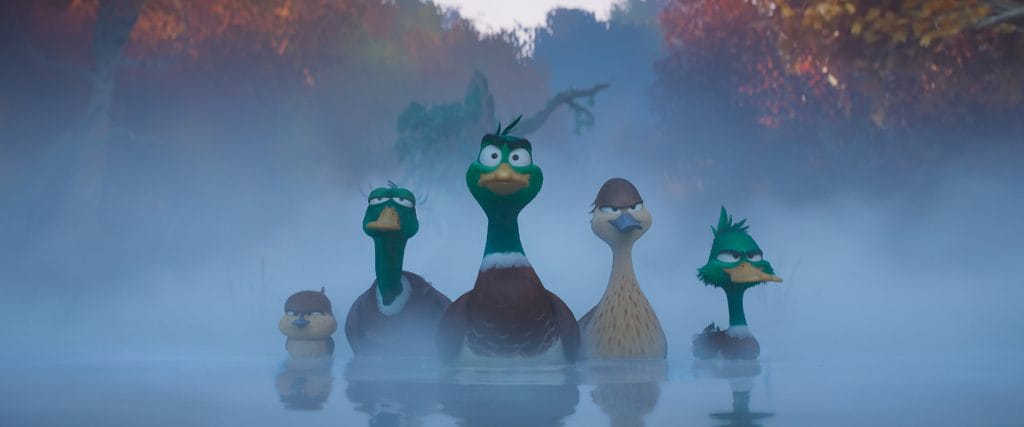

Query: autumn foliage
(27, 0), (367, 84)
(659, 0), (1024, 129)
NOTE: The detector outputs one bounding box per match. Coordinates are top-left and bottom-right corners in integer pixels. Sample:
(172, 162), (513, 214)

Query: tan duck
(279, 287), (338, 358)
(578, 178), (667, 360)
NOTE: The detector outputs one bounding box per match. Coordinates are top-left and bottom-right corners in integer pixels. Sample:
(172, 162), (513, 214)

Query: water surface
(1, 348), (1018, 426)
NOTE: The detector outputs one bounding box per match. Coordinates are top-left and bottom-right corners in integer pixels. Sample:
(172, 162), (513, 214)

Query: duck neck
(483, 208), (525, 257)
(607, 242), (637, 290)
(373, 235), (407, 306)
(724, 287), (748, 327)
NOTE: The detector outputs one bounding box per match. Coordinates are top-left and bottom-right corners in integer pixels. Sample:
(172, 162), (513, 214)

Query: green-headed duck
(435, 117), (580, 365)
(692, 207), (782, 360)
(345, 183), (452, 357)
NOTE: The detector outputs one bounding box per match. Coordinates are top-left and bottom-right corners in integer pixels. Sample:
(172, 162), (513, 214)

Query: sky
(434, 0), (620, 32)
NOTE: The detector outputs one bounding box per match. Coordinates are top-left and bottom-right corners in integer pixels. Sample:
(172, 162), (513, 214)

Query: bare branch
(977, 1), (1024, 28)
(515, 82), (611, 136)
(31, 51), (95, 80)
(121, 51), (184, 69)
(20, 31), (95, 81)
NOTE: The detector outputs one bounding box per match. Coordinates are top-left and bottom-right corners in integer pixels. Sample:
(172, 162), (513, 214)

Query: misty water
(4, 1), (1024, 426)
(3, 142), (1023, 426)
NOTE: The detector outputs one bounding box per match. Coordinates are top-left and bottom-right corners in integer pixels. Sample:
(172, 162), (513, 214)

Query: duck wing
(435, 292), (470, 364)
(577, 304), (597, 333)
(344, 286), (375, 356)
(547, 290), (581, 362)
(402, 271), (453, 314)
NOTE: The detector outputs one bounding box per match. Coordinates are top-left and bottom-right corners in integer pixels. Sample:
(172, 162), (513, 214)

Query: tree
(25, 0), (184, 232)
(657, 0), (1024, 130)
(395, 70), (609, 186)
(21, 0), (371, 232)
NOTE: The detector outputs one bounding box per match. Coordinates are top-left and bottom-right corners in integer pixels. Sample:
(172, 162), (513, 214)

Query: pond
(1, 350), (1017, 426)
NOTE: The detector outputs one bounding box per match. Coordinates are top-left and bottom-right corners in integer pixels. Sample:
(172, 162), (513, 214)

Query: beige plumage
(579, 178), (667, 360)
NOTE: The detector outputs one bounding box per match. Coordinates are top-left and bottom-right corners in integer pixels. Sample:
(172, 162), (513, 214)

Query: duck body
(578, 256), (666, 359)
(345, 271), (451, 357)
(345, 184), (451, 357)
(436, 119), (579, 365)
(579, 178), (666, 360)
(440, 261), (579, 363)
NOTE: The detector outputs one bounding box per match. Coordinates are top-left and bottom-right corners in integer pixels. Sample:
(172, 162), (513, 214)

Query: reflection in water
(344, 358), (442, 427)
(694, 360), (773, 427)
(276, 356), (335, 411)
(439, 366), (580, 427)
(584, 360), (667, 427)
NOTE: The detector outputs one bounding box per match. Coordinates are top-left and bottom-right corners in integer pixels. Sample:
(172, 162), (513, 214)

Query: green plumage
(363, 184), (419, 305)
(697, 206), (779, 327)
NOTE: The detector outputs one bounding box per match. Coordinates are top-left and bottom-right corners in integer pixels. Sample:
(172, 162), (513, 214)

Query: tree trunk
(60, 0), (143, 233)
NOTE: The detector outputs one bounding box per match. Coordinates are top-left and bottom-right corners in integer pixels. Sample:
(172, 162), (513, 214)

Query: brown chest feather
(344, 271), (451, 357)
(438, 266), (580, 360)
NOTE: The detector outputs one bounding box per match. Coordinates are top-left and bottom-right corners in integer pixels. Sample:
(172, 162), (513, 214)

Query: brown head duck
(578, 178), (667, 359)
(279, 287), (337, 357)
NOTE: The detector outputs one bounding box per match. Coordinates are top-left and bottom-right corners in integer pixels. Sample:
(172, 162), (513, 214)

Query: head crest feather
(712, 206), (749, 235)
(501, 115), (522, 136)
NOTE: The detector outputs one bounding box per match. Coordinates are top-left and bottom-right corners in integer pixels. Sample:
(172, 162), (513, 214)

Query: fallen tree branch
(976, 1), (1024, 28)
(516, 82), (611, 136)
(22, 33), (95, 81)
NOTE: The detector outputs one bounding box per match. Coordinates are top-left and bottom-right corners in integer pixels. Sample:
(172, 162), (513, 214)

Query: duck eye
(747, 252), (763, 262)
(716, 251), (741, 263)
(392, 197), (414, 208)
(369, 197), (387, 205)
(627, 203), (643, 213)
(599, 206), (619, 214)
(478, 145), (502, 167)
(286, 310), (297, 316)
(309, 312), (324, 317)
(508, 148), (531, 167)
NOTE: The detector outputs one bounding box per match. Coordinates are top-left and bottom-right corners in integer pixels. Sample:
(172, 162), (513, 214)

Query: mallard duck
(692, 207), (782, 360)
(279, 287), (337, 357)
(435, 117), (580, 365)
(344, 359), (439, 425)
(344, 183), (452, 357)
(578, 178), (667, 360)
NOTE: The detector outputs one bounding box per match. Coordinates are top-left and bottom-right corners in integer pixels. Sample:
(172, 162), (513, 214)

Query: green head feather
(467, 115), (543, 215)
(697, 206), (775, 289)
(362, 183), (419, 240)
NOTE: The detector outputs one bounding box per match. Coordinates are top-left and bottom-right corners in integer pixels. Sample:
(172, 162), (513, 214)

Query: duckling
(578, 178), (667, 360)
(435, 117), (580, 365)
(276, 356), (335, 410)
(345, 183), (451, 357)
(692, 207), (782, 360)
(279, 287), (337, 357)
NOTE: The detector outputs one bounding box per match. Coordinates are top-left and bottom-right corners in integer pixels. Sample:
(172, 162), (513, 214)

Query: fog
(1, 1), (1023, 426)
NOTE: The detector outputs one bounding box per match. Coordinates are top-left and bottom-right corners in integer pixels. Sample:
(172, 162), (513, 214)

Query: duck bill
(610, 210), (643, 232)
(723, 262), (783, 284)
(478, 163), (530, 195)
(366, 206), (401, 231)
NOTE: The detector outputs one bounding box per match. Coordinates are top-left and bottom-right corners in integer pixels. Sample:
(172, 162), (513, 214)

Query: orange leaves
(660, 0), (1024, 130)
